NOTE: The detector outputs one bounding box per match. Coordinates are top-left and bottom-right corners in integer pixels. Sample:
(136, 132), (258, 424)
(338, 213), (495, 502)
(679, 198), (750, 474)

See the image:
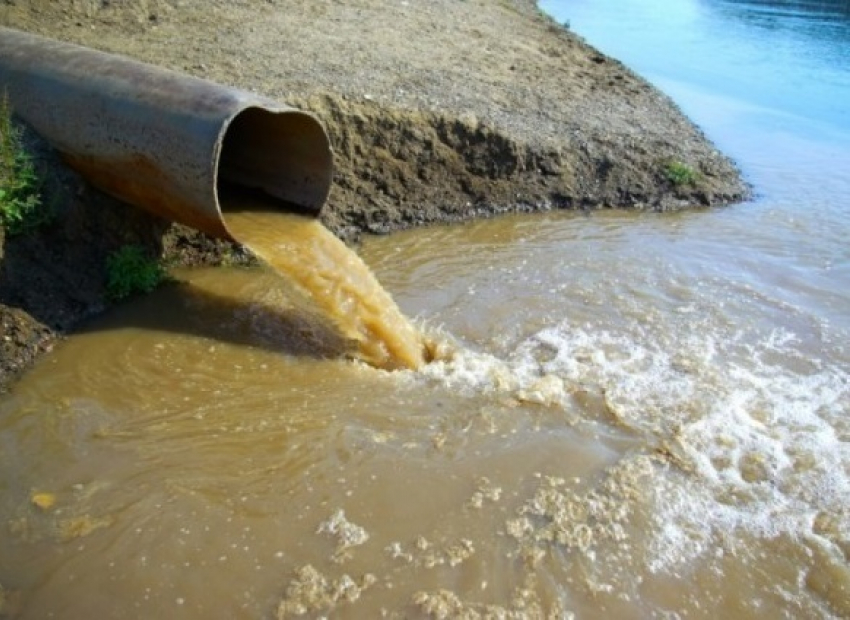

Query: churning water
(1, 0), (850, 617)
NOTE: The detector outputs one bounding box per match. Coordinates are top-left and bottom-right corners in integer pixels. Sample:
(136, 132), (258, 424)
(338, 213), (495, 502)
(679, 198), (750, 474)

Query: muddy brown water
(1, 203), (849, 617)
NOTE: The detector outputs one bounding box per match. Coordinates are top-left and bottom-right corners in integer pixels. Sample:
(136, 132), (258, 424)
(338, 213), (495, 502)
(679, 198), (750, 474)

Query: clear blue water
(542, 0), (850, 186)
(543, 0), (850, 133)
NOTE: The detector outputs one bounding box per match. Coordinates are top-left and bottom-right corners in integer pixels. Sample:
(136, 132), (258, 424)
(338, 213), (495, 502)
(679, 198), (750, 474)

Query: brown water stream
(223, 197), (428, 371)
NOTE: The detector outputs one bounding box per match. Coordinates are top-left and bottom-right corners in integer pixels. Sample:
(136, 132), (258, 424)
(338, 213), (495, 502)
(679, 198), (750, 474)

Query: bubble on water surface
(316, 509), (370, 563)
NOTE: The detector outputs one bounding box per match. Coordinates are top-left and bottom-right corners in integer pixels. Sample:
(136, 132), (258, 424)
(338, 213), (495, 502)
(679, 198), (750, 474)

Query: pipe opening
(216, 107), (333, 218)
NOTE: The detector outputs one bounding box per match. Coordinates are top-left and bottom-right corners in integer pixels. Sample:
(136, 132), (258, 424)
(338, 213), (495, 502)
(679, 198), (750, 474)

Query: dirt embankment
(0, 0), (749, 389)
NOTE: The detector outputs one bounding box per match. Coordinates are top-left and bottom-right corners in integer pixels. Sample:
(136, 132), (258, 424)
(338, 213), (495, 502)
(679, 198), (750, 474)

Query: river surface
(2, 0), (850, 618)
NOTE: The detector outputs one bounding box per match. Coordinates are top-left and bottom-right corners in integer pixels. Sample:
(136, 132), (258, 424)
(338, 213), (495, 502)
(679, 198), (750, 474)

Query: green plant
(106, 245), (167, 300)
(0, 94), (46, 235)
(664, 160), (699, 187)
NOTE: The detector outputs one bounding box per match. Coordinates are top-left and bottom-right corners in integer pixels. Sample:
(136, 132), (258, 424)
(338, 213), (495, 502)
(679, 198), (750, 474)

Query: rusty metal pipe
(0, 27), (333, 239)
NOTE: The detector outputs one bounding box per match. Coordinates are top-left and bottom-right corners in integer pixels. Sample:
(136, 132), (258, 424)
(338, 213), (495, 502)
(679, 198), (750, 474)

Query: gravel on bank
(0, 0), (749, 389)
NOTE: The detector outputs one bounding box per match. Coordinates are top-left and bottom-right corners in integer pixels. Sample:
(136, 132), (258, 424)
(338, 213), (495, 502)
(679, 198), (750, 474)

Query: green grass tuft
(106, 245), (167, 300)
(664, 160), (699, 187)
(0, 94), (47, 236)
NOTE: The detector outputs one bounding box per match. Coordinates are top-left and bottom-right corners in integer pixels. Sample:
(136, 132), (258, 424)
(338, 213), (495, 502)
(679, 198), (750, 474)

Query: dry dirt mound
(0, 0), (748, 389)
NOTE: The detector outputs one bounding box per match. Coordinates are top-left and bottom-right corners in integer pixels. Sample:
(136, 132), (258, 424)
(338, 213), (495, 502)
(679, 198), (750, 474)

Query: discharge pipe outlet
(0, 27), (333, 239)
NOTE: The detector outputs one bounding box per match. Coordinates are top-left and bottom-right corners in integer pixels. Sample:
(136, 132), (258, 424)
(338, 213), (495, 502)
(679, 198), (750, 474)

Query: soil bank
(0, 0), (749, 389)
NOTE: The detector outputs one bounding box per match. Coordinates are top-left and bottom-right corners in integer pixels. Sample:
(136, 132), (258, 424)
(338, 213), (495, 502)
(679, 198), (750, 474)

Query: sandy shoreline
(0, 0), (748, 388)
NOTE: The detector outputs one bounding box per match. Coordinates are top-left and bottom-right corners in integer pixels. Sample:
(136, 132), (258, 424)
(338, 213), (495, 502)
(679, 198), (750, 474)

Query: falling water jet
(222, 190), (429, 370)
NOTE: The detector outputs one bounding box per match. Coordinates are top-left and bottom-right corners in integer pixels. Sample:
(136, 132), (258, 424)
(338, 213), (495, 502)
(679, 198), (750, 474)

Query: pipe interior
(217, 107), (333, 216)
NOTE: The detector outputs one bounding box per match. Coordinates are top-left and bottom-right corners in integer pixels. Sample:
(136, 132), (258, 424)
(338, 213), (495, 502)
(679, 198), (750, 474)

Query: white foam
(413, 329), (571, 409)
(510, 320), (850, 572)
(419, 319), (850, 573)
